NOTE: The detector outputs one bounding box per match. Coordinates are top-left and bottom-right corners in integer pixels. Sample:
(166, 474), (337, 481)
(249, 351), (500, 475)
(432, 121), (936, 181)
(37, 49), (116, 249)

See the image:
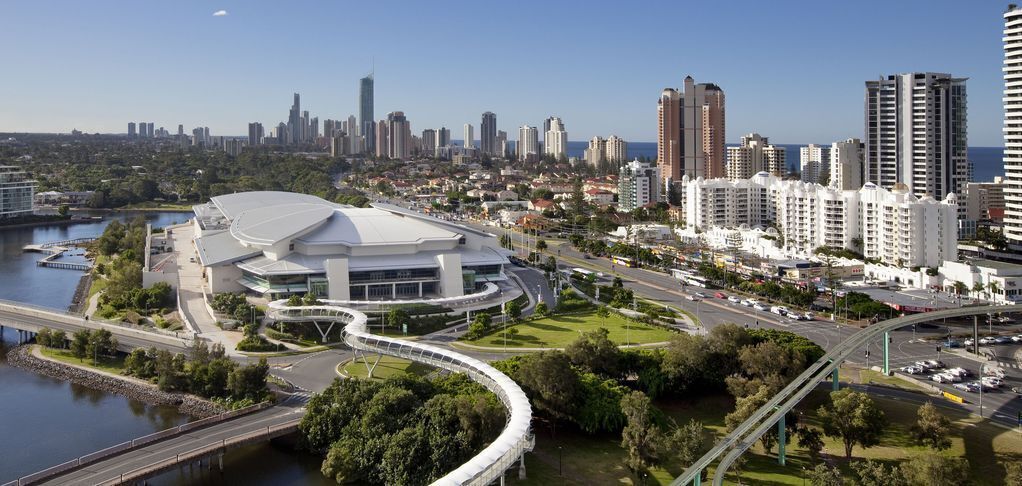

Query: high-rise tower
(360, 74), (375, 153)
(1005, 6), (1022, 245)
(481, 112), (497, 155)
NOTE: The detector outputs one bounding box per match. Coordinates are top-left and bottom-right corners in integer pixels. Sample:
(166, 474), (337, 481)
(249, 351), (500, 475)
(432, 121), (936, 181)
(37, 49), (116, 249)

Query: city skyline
(0, 1), (1010, 146)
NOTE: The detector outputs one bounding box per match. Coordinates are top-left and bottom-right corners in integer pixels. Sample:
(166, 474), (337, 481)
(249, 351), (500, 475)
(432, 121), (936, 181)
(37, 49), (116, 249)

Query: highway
(38, 397), (306, 485)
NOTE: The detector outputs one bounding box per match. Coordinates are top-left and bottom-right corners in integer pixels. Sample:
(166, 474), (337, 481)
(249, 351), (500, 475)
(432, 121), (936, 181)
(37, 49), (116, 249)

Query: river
(0, 211), (329, 485)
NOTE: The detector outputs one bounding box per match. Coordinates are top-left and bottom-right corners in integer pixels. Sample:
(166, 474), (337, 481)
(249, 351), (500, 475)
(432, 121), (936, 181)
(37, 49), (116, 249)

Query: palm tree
(987, 281), (1000, 301)
(953, 280), (967, 296)
(972, 281), (985, 299)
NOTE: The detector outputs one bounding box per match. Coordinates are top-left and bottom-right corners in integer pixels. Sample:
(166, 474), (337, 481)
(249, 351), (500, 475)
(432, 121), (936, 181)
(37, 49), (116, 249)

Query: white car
(686, 295), (699, 302)
(983, 367), (1006, 378)
(803, 312), (815, 321)
(923, 360), (945, 369)
(786, 311), (803, 320)
(979, 337), (997, 345)
(753, 303), (768, 311)
(900, 365), (924, 375)
(964, 338), (975, 346)
(982, 377), (1004, 388)
(740, 299), (752, 306)
(947, 367), (971, 378)
(915, 360), (936, 370)
(1011, 335), (1022, 343)
(728, 296), (741, 304)
(931, 373), (954, 384)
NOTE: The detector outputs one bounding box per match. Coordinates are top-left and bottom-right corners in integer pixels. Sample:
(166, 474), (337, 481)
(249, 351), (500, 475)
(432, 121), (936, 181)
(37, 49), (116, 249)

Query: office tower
(248, 122), (264, 146)
(865, 73), (967, 201)
(145, 122), (153, 138)
(203, 127), (210, 144)
(421, 129), (437, 155)
(830, 138), (864, 190)
(657, 76), (726, 185)
(177, 124), (184, 137)
(463, 123), (474, 149)
(437, 127), (450, 148)
(324, 120), (336, 138)
(360, 74), (375, 153)
(331, 133), (349, 157)
(619, 159), (661, 212)
(496, 130), (508, 158)
(518, 125), (539, 162)
(387, 112), (411, 159)
(376, 120), (389, 158)
(1006, 6), (1022, 245)
(605, 135), (627, 163)
(223, 139), (243, 157)
(310, 117), (319, 140)
(128, 122), (136, 137)
(481, 112), (497, 155)
(800, 144), (830, 184)
(586, 136), (606, 166)
(287, 93), (301, 145)
(726, 133), (786, 180)
(275, 123), (287, 145)
(543, 117), (567, 159)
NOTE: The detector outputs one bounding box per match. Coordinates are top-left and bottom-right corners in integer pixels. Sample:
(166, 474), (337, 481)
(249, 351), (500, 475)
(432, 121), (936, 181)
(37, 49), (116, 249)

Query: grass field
(506, 391), (1022, 485)
(462, 311), (676, 349)
(339, 355), (434, 380)
(38, 345), (126, 374)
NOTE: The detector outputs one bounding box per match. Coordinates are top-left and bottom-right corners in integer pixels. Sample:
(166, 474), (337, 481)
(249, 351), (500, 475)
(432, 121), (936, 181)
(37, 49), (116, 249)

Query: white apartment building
(618, 159), (660, 212)
(605, 135), (627, 163)
(830, 138), (864, 191)
(543, 117), (568, 159)
(680, 173), (958, 268)
(464, 123), (474, 149)
(0, 166), (36, 219)
(799, 144), (830, 184)
(517, 126), (538, 161)
(585, 136), (606, 166)
(1003, 6), (1022, 246)
(726, 133), (786, 180)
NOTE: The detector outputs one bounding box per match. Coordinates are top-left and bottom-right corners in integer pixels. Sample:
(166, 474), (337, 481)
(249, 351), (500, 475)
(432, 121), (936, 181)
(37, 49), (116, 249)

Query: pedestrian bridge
(671, 304), (1006, 486)
(268, 295), (535, 486)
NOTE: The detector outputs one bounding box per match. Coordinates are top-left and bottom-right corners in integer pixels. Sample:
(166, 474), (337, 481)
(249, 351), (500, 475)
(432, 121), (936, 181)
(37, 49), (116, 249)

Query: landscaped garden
(461, 310), (676, 349)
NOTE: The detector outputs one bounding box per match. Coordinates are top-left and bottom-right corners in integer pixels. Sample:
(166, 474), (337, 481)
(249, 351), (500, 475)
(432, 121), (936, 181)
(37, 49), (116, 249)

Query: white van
(770, 306), (789, 315)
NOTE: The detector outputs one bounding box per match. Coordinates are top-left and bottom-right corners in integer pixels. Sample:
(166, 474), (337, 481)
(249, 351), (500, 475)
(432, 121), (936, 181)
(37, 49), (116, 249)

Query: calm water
(0, 211), (329, 485)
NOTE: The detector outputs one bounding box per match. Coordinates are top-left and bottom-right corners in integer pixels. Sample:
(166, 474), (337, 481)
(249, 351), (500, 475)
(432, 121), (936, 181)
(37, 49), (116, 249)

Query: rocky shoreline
(6, 345), (223, 418)
(68, 273), (92, 313)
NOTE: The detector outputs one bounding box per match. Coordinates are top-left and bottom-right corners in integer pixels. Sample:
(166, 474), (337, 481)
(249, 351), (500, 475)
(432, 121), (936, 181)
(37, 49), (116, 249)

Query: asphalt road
(42, 396), (307, 485)
(0, 308), (192, 354)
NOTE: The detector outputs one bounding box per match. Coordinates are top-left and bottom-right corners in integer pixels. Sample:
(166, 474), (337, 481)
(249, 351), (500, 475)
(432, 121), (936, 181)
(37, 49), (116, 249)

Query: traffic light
(865, 350), (870, 358)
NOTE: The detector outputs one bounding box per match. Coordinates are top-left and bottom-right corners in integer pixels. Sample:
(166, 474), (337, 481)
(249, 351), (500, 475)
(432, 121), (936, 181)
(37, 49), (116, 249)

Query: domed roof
(892, 182), (909, 193)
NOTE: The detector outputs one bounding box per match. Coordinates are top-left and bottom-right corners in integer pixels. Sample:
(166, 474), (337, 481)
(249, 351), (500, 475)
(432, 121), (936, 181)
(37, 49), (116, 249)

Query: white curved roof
(231, 203), (335, 246)
(212, 191), (339, 220)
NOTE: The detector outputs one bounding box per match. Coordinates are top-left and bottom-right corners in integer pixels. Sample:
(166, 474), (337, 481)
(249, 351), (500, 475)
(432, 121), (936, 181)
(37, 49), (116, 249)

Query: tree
(909, 402), (952, 451)
(387, 308), (410, 332)
(534, 301), (550, 317)
(725, 386), (771, 433)
(57, 204), (70, 217)
(620, 391), (668, 473)
(70, 329), (90, 361)
(504, 300), (522, 322)
(50, 329), (67, 349)
(953, 280), (968, 296)
(514, 352), (580, 424)
(565, 327), (620, 377)
(899, 452), (969, 486)
(228, 357), (270, 402)
(535, 239), (547, 251)
(797, 426), (825, 464)
(851, 459), (908, 486)
(672, 419), (708, 468)
(817, 389), (887, 458)
(807, 463), (844, 486)
(35, 328), (52, 348)
(86, 329), (117, 364)
(725, 340), (806, 399)
(189, 339), (211, 366)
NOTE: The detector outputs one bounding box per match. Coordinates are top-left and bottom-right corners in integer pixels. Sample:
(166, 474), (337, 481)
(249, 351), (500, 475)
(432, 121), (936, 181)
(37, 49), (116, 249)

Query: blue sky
(0, 0), (1009, 145)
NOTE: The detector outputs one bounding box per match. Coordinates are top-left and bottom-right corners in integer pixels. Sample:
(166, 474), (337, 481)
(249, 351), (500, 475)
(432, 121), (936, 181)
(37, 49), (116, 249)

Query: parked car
(728, 296), (741, 304)
(900, 365), (924, 375)
(964, 382), (983, 393)
(753, 303), (768, 311)
(715, 292), (727, 299)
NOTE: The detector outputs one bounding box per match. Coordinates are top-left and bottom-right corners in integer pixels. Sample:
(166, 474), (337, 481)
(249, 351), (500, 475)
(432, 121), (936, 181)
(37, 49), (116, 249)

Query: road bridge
(4, 399), (305, 486)
(671, 304), (1006, 486)
(0, 299), (193, 353)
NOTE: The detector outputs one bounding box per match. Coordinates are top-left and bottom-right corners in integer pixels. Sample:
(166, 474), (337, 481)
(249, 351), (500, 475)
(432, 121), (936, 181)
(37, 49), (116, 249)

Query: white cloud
(212, 10), (228, 17)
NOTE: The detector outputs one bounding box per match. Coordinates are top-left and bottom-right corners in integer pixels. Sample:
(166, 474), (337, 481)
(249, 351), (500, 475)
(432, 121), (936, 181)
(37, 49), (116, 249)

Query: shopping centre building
(192, 191), (509, 301)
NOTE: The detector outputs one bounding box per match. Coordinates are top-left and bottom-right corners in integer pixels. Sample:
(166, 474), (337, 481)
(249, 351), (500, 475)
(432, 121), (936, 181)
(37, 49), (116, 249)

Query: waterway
(0, 211), (329, 485)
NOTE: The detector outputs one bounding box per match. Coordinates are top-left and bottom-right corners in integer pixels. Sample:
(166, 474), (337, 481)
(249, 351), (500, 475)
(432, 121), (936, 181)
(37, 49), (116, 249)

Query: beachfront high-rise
(657, 76), (726, 188)
(725, 133), (786, 181)
(1004, 5), (1022, 246)
(481, 112), (497, 155)
(864, 73), (968, 202)
(518, 125), (539, 162)
(359, 74), (375, 154)
(543, 117), (567, 159)
(0, 166), (36, 219)
(463, 123), (474, 149)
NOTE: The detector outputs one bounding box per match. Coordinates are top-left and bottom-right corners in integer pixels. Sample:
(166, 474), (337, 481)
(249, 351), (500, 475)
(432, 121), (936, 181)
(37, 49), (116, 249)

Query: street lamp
(979, 363), (985, 418)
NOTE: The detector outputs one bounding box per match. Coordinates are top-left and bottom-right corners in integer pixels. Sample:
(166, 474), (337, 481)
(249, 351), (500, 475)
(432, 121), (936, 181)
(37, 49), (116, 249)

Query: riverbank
(0, 216), (100, 231)
(68, 273), (92, 313)
(6, 345), (223, 418)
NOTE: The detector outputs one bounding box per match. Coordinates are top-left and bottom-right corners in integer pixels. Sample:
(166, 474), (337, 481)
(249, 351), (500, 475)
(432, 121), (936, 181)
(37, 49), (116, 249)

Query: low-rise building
(939, 259), (1022, 304)
(0, 166), (36, 219)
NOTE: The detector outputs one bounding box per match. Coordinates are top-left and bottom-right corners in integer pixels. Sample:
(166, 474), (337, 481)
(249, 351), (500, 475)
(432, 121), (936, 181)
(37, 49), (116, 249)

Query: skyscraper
(518, 126), (539, 162)
(376, 119), (389, 158)
(657, 76), (726, 185)
(463, 123), (474, 149)
(586, 137), (606, 166)
(128, 122), (136, 137)
(830, 138), (864, 191)
(605, 135), (627, 163)
(496, 130), (508, 158)
(481, 112), (497, 155)
(1005, 6), (1022, 245)
(800, 144), (830, 184)
(177, 124), (184, 137)
(421, 129), (437, 155)
(726, 133), (786, 180)
(437, 127), (450, 148)
(543, 117), (567, 159)
(288, 93), (301, 145)
(865, 73), (968, 201)
(388, 112), (411, 159)
(147, 123), (154, 138)
(360, 74), (375, 153)
(248, 122), (264, 146)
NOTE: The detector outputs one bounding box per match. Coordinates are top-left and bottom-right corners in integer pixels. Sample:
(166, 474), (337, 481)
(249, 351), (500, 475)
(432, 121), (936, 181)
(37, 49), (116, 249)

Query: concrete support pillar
(518, 454), (526, 480)
(218, 453), (224, 472)
(832, 367), (839, 391)
(1, 325), (4, 339)
(883, 331), (890, 375)
(973, 315), (980, 358)
(694, 469), (702, 486)
(392, 283), (396, 300)
(418, 281), (423, 297)
(777, 413), (786, 466)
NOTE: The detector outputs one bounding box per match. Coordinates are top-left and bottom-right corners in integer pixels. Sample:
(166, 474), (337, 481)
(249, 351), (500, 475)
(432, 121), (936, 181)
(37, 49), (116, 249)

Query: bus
(671, 269), (708, 288)
(611, 255), (637, 268)
(570, 267), (596, 278)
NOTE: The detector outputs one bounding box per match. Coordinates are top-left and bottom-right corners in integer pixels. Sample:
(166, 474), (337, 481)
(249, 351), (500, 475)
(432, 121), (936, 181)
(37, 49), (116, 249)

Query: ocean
(562, 142), (1005, 183)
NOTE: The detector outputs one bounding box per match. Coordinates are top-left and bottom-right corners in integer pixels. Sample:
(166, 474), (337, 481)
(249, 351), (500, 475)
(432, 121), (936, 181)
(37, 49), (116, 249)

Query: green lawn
(462, 311), (676, 349)
(506, 391), (1022, 485)
(339, 356), (434, 380)
(38, 345), (126, 374)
